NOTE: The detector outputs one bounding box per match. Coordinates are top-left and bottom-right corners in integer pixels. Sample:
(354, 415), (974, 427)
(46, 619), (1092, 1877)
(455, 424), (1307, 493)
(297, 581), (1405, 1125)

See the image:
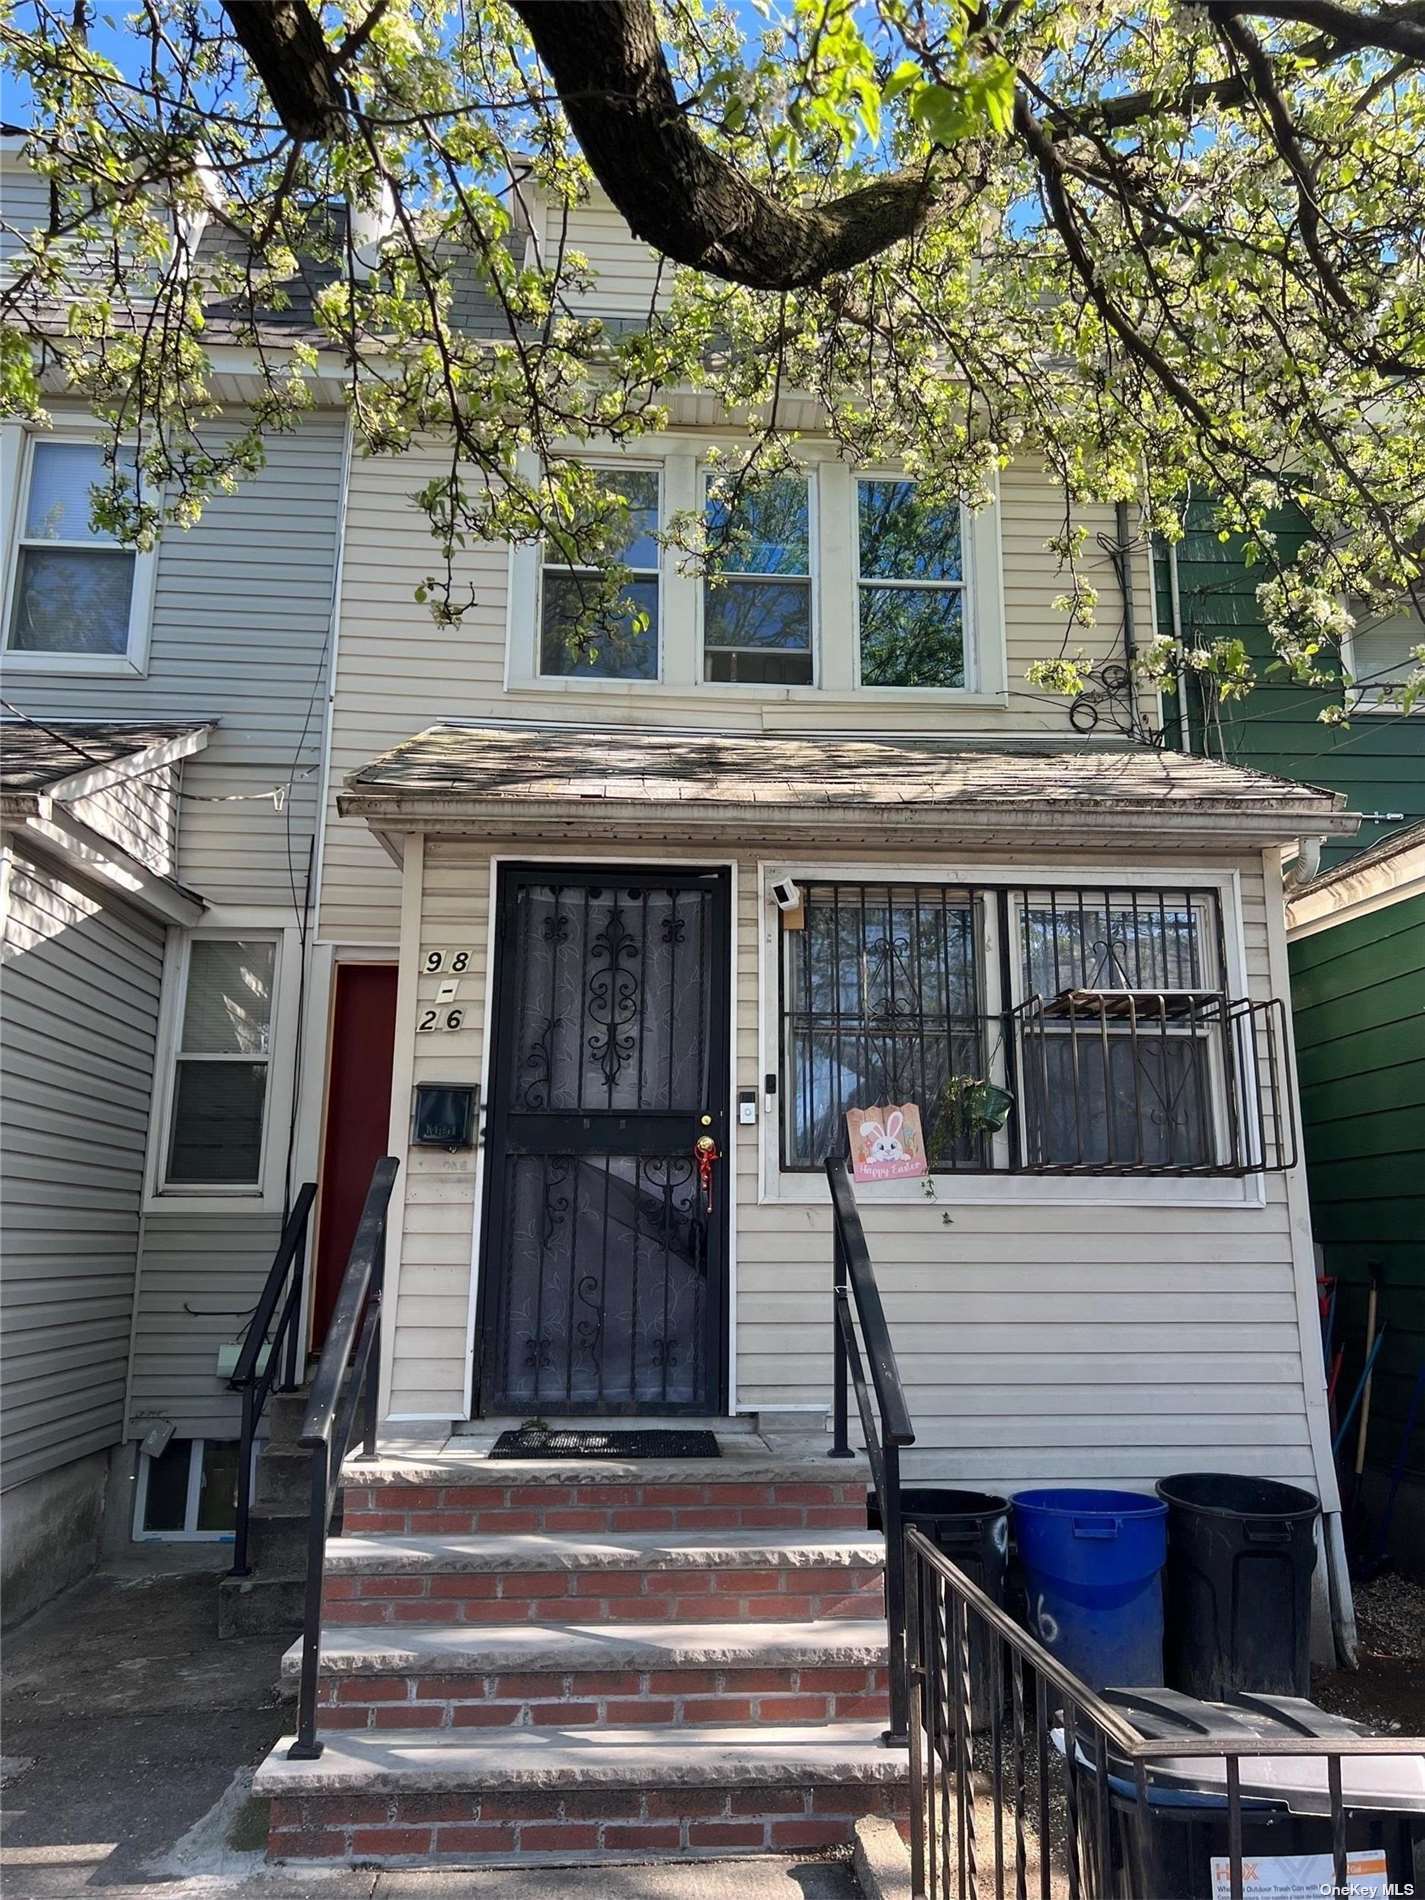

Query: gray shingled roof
(1291, 816), (1425, 897)
(0, 719), (209, 792)
(341, 723), (1352, 834)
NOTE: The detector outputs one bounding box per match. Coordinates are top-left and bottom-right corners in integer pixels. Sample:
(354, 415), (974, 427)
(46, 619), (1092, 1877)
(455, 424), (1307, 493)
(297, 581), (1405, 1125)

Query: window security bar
(781, 881), (1298, 1179)
(1014, 989), (1298, 1177)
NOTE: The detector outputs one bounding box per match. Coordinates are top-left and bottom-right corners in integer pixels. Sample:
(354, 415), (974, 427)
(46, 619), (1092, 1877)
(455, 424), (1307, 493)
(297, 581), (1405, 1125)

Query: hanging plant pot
(934, 1075), (1015, 1141)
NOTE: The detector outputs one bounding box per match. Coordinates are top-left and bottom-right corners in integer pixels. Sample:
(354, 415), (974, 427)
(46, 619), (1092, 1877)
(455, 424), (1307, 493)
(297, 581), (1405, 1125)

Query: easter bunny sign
(846, 1103), (927, 1182)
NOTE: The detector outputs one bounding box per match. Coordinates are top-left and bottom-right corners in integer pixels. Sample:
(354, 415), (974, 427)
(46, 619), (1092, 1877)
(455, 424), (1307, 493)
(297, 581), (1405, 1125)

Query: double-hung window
(539, 467), (660, 680)
(1346, 606), (1424, 713)
(779, 880), (1290, 1179)
(856, 479), (967, 688)
(703, 471), (814, 684)
(1014, 890), (1222, 1172)
(783, 884), (989, 1172)
(6, 438), (146, 664)
(163, 937), (278, 1189)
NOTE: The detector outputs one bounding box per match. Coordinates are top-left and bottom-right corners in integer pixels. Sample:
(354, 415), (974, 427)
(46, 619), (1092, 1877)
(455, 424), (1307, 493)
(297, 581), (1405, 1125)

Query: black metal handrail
(826, 1156), (915, 1747)
(905, 1526), (1425, 1900)
(289, 1156), (399, 1761)
(228, 1180), (318, 1579)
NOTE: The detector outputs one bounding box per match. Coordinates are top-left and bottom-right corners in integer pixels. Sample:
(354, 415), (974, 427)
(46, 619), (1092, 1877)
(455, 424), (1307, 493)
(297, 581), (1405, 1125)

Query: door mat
(489, 1428), (721, 1461)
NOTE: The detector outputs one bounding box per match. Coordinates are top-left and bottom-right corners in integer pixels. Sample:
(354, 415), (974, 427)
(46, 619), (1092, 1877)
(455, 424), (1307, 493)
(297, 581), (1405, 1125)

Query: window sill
(506, 676), (1011, 712)
(761, 1170), (1265, 1210)
(2, 649), (147, 677)
(1347, 692), (1422, 716)
(145, 1186), (276, 1216)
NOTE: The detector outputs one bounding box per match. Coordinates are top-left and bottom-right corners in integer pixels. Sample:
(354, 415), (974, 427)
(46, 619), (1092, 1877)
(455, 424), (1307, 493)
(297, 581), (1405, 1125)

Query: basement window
(134, 1437), (241, 1539)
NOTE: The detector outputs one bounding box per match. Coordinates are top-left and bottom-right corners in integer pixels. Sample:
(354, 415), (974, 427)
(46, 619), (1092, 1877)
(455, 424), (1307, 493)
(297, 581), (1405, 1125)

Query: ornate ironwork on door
(479, 868), (731, 1414)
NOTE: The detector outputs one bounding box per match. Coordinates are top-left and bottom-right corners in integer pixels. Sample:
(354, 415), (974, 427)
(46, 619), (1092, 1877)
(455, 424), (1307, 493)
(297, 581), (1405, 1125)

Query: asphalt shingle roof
(0, 719), (208, 792)
(342, 722), (1349, 820)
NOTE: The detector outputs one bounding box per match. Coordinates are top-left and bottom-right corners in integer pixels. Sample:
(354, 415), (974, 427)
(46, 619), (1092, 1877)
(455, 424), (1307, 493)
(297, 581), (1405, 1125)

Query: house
(0, 141), (349, 1619)
(3, 171), (1364, 1857)
(1157, 506), (1425, 1573)
(1287, 825), (1425, 1572)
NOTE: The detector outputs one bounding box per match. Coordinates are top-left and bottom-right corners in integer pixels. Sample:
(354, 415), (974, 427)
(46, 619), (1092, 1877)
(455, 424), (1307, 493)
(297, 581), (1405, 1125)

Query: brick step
(284, 1620), (890, 1731)
(342, 1464), (869, 1535)
(254, 1721), (909, 1864)
(319, 1528), (885, 1626)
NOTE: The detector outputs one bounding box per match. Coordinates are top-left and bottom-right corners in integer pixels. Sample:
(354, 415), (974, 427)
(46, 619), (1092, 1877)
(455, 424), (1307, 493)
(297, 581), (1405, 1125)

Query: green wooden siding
(1153, 502), (1425, 869)
(1289, 895), (1425, 1480)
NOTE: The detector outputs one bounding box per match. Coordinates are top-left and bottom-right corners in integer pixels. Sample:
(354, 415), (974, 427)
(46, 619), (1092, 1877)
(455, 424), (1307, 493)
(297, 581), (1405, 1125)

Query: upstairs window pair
(538, 467), (968, 689)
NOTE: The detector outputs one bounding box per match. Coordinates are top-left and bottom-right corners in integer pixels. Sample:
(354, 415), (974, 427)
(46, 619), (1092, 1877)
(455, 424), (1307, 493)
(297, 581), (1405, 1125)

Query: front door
(478, 866), (731, 1415)
(313, 963), (398, 1345)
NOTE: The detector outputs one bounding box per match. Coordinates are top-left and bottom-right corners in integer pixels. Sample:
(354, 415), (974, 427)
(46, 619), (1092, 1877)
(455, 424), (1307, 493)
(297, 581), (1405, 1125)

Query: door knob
(694, 1134), (719, 1211)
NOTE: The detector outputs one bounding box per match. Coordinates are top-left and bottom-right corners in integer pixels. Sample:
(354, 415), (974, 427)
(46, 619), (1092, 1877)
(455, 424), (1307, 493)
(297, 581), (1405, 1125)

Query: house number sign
(418, 948), (473, 1031)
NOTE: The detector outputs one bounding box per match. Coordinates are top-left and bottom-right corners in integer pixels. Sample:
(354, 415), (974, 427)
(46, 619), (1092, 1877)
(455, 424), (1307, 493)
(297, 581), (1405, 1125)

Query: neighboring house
(1157, 508), (1425, 1572)
(1155, 499), (1425, 868)
(1287, 826), (1425, 1573)
(0, 143), (348, 1620)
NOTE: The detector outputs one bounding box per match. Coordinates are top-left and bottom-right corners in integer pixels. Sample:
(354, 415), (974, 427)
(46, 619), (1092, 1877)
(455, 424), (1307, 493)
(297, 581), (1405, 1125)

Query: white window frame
(757, 858), (1262, 1209)
(852, 473), (979, 694)
(536, 459), (665, 684)
(1005, 889), (1232, 1174)
(132, 1435), (251, 1542)
(146, 914), (303, 1212)
(504, 435), (1009, 709)
(1340, 607), (1425, 717)
(0, 420), (158, 675)
(698, 463), (820, 690)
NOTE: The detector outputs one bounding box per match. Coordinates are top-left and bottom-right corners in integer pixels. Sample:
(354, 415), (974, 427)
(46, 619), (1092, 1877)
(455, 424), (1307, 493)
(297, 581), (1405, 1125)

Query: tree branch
(219, 0), (345, 141)
(1198, 2), (1425, 61)
(506, 0), (940, 290)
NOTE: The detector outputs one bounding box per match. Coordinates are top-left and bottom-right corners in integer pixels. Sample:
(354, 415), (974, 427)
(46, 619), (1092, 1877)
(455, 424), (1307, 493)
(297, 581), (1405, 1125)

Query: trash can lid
(1155, 1472), (1320, 1519)
(1096, 1689), (1425, 1816)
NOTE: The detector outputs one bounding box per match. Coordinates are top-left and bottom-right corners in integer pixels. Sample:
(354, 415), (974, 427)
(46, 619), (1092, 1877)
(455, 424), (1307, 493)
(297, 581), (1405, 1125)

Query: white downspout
(1166, 539), (1192, 751)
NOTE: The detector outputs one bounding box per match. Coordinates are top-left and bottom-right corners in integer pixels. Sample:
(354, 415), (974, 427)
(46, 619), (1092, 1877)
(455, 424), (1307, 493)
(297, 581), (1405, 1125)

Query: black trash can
(873, 1487), (1009, 1728)
(1080, 1689), (1425, 1900)
(1157, 1473), (1319, 1698)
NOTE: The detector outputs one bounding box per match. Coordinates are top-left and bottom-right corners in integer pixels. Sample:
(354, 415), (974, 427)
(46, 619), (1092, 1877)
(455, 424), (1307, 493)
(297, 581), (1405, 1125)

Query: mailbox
(412, 1084), (478, 1150)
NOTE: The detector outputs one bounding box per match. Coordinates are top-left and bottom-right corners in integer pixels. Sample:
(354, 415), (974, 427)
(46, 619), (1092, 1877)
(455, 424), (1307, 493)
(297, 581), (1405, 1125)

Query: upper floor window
(703, 471), (813, 685)
(4, 437), (151, 668)
(163, 937), (277, 1189)
(1347, 606), (1424, 714)
(539, 467), (660, 680)
(856, 479), (966, 688)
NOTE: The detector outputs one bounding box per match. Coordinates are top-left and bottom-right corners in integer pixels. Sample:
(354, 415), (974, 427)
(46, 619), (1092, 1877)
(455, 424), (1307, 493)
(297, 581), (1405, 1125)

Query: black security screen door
(478, 867), (731, 1415)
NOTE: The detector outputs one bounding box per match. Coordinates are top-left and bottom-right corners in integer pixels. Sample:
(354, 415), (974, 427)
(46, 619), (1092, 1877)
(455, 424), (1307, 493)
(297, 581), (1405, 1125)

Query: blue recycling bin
(1012, 1488), (1168, 1692)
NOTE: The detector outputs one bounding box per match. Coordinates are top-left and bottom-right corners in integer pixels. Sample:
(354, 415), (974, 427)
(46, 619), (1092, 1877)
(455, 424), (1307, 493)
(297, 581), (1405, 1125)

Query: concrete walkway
(0, 1550), (859, 1900)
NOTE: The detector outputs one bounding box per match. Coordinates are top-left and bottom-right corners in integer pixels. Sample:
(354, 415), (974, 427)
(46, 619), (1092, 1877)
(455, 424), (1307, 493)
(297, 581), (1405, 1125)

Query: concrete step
(219, 1571), (307, 1639)
(343, 1454), (871, 1535)
(320, 1527), (886, 1626)
(255, 1446), (315, 1512)
(283, 1618), (890, 1731)
(246, 1509), (309, 1574)
(255, 1720), (909, 1864)
(285, 1617), (891, 1681)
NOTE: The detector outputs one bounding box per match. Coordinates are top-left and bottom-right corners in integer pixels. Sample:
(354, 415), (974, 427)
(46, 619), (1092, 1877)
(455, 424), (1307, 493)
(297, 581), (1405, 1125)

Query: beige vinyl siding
(6, 408), (344, 907)
(68, 764), (179, 877)
(321, 444), (1153, 940)
(0, 844), (163, 1489)
(125, 1211), (284, 1441)
(0, 162), (55, 258)
(533, 196), (671, 319)
(378, 836), (1320, 1495)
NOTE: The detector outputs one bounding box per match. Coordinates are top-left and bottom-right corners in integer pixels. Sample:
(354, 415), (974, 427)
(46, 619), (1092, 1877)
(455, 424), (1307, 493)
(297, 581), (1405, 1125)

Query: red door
(312, 963), (398, 1346)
